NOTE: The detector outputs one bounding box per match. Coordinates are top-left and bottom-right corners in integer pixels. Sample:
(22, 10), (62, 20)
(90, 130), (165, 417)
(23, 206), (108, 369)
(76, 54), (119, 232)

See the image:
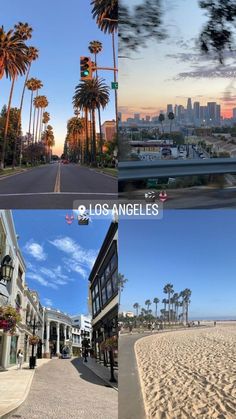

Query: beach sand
(135, 323), (236, 418)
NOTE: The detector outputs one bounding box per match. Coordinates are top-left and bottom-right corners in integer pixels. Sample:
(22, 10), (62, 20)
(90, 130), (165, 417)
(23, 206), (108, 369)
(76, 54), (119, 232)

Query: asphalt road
(0, 163), (117, 209)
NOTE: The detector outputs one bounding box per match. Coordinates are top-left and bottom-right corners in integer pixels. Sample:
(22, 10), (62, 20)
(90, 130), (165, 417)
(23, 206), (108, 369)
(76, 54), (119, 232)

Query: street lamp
(0, 255), (14, 305)
(81, 330), (89, 363)
(27, 318), (42, 369)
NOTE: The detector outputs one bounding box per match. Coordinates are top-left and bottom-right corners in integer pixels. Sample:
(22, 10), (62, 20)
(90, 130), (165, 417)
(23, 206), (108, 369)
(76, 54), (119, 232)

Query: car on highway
(62, 160), (69, 164)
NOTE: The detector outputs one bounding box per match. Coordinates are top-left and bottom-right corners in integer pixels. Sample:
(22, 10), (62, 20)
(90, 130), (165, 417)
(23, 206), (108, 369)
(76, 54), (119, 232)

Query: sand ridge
(135, 324), (236, 418)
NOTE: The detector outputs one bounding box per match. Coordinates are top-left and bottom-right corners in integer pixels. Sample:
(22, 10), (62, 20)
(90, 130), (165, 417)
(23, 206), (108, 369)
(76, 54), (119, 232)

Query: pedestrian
(151, 322), (155, 333)
(17, 349), (24, 370)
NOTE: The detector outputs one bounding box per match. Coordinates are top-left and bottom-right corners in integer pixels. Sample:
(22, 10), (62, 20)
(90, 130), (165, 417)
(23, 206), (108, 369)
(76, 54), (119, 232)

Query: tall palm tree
(118, 273), (128, 307)
(91, 0), (118, 129)
(172, 293), (179, 323)
(168, 111), (175, 133)
(13, 46), (39, 167)
(145, 299), (151, 312)
(163, 283), (174, 324)
(73, 78), (109, 164)
(158, 113), (165, 134)
(0, 25), (29, 168)
(33, 95), (48, 142)
(67, 117), (84, 162)
(133, 303), (140, 317)
(42, 111), (50, 131)
(42, 125), (55, 162)
(14, 22), (33, 40)
(162, 298), (167, 312)
(182, 288), (192, 324)
(153, 297), (160, 318)
(30, 79), (43, 142)
(88, 40), (103, 154)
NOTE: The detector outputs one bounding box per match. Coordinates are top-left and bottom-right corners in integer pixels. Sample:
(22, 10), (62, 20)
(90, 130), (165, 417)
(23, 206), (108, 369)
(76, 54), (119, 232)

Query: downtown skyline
(119, 0), (236, 121)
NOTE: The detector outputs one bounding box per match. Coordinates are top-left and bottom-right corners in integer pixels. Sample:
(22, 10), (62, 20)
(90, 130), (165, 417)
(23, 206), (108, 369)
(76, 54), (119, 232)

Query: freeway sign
(111, 82), (118, 89)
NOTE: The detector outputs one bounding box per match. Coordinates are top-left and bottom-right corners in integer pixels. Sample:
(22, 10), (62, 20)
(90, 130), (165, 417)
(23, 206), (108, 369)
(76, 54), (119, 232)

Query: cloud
(44, 298), (53, 307)
(175, 66), (236, 80)
(27, 272), (57, 289)
(24, 241), (47, 261)
(49, 237), (98, 278)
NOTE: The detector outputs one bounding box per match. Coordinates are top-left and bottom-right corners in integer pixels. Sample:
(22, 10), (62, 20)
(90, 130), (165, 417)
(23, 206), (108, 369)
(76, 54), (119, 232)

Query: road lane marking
(54, 163), (61, 192)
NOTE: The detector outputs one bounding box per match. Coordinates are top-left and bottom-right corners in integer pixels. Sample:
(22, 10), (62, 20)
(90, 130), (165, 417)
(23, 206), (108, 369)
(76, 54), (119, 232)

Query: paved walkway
(6, 358), (117, 419)
(0, 358), (51, 418)
(85, 357), (118, 391)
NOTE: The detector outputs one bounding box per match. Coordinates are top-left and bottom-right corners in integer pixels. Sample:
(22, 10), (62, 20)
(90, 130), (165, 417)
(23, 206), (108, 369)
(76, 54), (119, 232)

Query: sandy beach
(135, 323), (236, 418)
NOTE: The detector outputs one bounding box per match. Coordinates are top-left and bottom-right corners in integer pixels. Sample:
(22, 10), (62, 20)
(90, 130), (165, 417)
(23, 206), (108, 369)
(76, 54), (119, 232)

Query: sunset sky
(119, 0), (236, 121)
(1, 0), (117, 155)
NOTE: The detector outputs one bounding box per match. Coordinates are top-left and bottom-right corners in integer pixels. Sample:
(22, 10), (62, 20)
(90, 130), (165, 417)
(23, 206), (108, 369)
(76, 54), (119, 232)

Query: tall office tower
(174, 104), (178, 117)
(178, 105), (185, 121)
(233, 108), (236, 120)
(187, 98), (193, 122)
(145, 115), (151, 122)
(134, 113), (140, 121)
(118, 112), (122, 122)
(207, 102), (217, 123)
(216, 104), (221, 122)
(167, 104), (173, 114)
(193, 102), (200, 123)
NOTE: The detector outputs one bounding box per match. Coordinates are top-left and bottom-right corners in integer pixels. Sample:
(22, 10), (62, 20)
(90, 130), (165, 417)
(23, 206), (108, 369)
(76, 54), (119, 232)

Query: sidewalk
(83, 357), (118, 391)
(0, 358), (51, 418)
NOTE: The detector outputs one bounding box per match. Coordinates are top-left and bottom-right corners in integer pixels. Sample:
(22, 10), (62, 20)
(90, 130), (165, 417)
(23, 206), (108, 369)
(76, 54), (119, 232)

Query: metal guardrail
(118, 158), (236, 180)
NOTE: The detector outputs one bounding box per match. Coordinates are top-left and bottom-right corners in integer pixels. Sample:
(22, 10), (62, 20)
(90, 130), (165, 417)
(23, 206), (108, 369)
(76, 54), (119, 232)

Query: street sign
(111, 82), (118, 90)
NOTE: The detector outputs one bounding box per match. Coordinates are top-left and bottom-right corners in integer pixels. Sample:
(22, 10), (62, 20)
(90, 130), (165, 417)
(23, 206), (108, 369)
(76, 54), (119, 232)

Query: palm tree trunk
(32, 92), (38, 144)
(85, 108), (89, 163)
(112, 31), (118, 134)
(94, 53), (103, 157)
(28, 90), (33, 135)
(0, 76), (16, 169)
(12, 64), (32, 168)
(168, 293), (170, 324)
(35, 107), (40, 143)
(92, 108), (96, 164)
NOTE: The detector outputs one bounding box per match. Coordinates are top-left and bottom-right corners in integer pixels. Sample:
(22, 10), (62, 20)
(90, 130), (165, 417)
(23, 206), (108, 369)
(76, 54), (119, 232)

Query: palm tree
(145, 299), (151, 312)
(0, 25), (29, 169)
(73, 78), (109, 164)
(30, 79), (43, 142)
(168, 111), (175, 133)
(182, 288), (192, 324)
(118, 273), (128, 308)
(91, 0), (118, 129)
(67, 117), (84, 162)
(163, 283), (174, 323)
(33, 95), (48, 143)
(42, 111), (50, 131)
(88, 40), (103, 154)
(41, 125), (55, 162)
(172, 293), (179, 323)
(133, 303), (140, 317)
(158, 113), (165, 134)
(12, 46), (39, 167)
(153, 297), (160, 318)
(162, 298), (167, 311)
(14, 22), (33, 40)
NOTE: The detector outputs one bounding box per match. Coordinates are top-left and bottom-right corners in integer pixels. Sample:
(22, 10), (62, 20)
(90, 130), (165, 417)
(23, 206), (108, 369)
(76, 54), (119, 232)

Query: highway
(0, 163), (117, 209)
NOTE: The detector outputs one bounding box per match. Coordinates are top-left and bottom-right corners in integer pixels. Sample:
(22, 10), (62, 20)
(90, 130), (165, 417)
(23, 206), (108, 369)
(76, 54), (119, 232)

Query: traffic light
(80, 56), (92, 81)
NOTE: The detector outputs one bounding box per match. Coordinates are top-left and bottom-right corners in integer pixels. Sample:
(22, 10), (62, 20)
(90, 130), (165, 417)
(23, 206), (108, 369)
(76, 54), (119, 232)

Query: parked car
(61, 352), (71, 359)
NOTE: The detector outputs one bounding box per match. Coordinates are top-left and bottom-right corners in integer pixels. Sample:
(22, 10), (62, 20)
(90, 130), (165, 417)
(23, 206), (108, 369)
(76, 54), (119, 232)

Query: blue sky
(13, 210), (111, 316)
(119, 210), (236, 320)
(120, 0), (236, 119)
(1, 0), (117, 154)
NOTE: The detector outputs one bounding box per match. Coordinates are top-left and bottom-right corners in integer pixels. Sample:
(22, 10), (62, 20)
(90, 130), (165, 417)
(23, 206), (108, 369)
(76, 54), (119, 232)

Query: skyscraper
(193, 102), (200, 122)
(207, 102), (217, 122)
(187, 98), (193, 122)
(167, 104), (173, 114)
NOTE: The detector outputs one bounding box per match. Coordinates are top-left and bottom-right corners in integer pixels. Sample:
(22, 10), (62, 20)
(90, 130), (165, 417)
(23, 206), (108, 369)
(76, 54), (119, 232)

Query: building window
(15, 294), (21, 311)
(0, 221), (6, 259)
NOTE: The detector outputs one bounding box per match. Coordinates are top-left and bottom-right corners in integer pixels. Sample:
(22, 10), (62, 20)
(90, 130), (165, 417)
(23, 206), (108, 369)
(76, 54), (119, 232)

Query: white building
(43, 308), (72, 357)
(0, 210), (43, 369)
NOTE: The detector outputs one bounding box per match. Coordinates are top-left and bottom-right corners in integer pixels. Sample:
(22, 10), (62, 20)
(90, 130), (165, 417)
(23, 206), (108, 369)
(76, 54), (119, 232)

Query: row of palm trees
(158, 112), (175, 134)
(64, 1), (118, 165)
(133, 283), (192, 324)
(0, 22), (54, 168)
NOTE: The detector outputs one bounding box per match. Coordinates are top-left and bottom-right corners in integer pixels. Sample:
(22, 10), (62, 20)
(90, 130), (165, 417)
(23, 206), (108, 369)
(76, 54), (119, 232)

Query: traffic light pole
(93, 66), (118, 72)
